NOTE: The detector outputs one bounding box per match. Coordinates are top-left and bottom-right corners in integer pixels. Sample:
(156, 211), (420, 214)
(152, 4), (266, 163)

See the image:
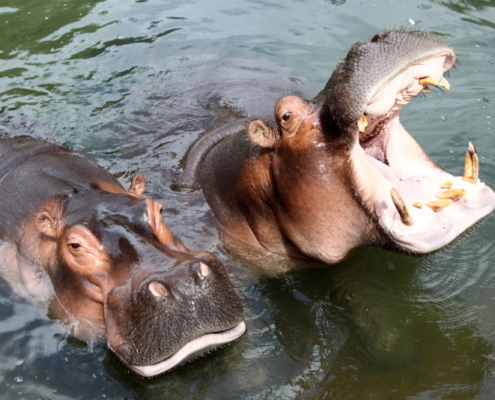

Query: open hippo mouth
(109, 321), (246, 377)
(330, 30), (495, 253)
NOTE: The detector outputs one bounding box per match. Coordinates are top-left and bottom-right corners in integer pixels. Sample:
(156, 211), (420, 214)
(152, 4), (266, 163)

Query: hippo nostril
(149, 281), (166, 298)
(199, 262), (210, 278)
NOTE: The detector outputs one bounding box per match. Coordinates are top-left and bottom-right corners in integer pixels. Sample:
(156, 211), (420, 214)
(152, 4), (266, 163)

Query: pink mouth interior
(349, 54), (495, 253)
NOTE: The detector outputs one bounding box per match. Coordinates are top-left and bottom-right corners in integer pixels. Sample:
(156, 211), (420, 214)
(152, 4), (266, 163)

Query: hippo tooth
(439, 77), (450, 90)
(396, 92), (404, 102)
(439, 182), (453, 189)
(434, 189), (467, 200)
(390, 188), (414, 226)
(358, 115), (368, 133)
(422, 87), (431, 93)
(412, 202), (423, 209)
(463, 141), (479, 184)
(419, 77), (438, 86)
(418, 76), (450, 90)
(425, 199), (453, 211)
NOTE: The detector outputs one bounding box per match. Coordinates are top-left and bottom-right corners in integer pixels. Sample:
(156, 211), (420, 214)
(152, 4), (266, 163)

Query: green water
(2, 0), (495, 399)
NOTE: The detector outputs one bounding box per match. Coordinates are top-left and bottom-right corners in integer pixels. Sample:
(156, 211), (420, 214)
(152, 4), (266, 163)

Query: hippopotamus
(0, 136), (245, 377)
(181, 30), (495, 270)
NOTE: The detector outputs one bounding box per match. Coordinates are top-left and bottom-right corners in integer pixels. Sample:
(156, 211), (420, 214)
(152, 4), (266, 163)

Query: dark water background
(2, 0), (495, 399)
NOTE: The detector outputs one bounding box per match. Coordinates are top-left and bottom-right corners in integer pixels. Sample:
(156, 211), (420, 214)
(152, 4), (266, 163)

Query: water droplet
(441, 116), (447, 121)
(117, 35), (123, 39)
(14, 376), (23, 383)
(408, 18), (415, 25)
(16, 360), (25, 366)
(385, 261), (396, 270)
(365, 307), (370, 312)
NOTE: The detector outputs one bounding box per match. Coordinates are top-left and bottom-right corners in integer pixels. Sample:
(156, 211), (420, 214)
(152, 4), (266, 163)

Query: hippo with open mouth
(181, 30), (495, 269)
(0, 136), (245, 377)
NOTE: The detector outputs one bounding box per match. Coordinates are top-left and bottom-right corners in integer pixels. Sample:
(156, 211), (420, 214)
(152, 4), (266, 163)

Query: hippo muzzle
(102, 250), (245, 377)
(318, 30), (495, 254)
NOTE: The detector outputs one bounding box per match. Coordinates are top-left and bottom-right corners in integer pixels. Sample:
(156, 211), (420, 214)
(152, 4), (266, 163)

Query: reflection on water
(1, 0), (495, 398)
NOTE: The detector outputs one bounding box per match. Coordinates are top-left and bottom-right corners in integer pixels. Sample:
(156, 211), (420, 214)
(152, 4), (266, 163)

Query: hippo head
(246, 30), (495, 263)
(29, 181), (245, 377)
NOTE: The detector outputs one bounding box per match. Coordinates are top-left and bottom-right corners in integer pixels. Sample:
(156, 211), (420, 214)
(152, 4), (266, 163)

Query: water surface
(1, 0), (495, 399)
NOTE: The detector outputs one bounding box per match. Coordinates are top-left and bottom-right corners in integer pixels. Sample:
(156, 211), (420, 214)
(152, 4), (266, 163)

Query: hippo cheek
(103, 260), (245, 377)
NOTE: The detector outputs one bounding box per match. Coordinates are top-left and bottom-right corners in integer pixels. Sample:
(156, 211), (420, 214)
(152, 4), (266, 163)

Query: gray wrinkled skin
(318, 30), (455, 130)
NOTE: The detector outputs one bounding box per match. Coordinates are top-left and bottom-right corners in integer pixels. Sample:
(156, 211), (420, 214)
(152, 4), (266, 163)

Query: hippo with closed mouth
(181, 30), (495, 270)
(0, 136), (245, 377)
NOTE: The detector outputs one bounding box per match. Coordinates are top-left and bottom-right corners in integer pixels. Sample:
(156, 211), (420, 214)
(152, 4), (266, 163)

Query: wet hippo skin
(181, 30), (495, 271)
(0, 136), (245, 377)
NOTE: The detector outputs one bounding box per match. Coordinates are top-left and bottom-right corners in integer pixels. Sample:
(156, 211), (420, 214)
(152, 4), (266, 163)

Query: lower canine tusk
(435, 189), (467, 200)
(390, 188), (414, 226)
(425, 199), (453, 211)
(463, 141), (479, 184)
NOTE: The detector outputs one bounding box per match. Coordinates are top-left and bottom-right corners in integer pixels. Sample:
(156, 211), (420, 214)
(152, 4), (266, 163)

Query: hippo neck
(269, 140), (387, 263)
(200, 129), (385, 264)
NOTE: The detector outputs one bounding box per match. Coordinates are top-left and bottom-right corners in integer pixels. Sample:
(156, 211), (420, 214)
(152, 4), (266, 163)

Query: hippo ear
(248, 120), (278, 148)
(35, 211), (60, 238)
(128, 174), (147, 198)
(145, 199), (190, 253)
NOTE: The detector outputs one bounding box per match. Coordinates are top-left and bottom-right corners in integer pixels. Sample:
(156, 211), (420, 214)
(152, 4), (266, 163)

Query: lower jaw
(111, 321), (247, 378)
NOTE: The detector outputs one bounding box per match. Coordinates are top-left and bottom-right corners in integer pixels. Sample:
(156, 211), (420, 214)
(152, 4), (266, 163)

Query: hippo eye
(68, 243), (81, 249)
(282, 112), (291, 121)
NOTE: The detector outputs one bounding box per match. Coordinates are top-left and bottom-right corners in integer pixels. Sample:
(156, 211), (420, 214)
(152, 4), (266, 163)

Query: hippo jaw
(111, 321), (246, 377)
(338, 33), (495, 253)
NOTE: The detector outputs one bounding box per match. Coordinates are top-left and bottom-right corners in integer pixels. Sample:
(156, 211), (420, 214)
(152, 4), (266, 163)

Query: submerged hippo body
(182, 30), (495, 270)
(0, 136), (245, 377)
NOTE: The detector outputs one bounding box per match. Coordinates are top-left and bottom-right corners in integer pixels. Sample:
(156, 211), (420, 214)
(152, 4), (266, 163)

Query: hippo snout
(147, 261), (211, 300)
(104, 254), (245, 375)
